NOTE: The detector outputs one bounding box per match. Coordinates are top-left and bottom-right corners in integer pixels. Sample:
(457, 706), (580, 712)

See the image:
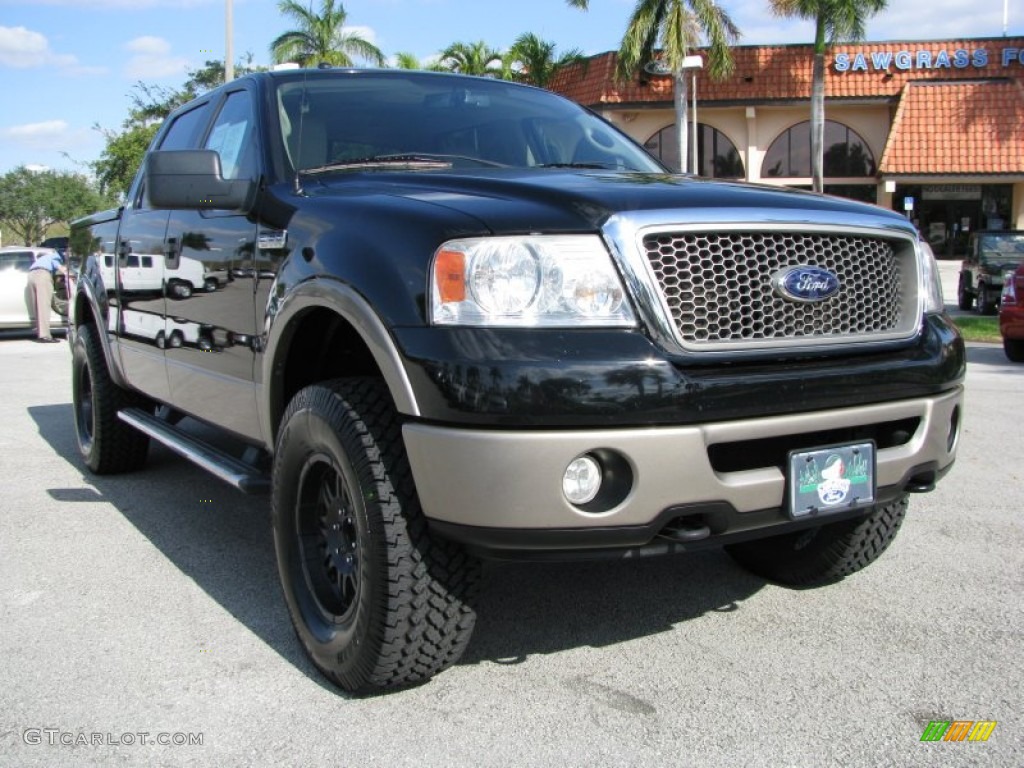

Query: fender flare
(72, 272), (131, 391)
(260, 277), (420, 445)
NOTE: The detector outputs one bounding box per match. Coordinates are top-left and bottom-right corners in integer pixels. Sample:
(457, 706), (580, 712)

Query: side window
(134, 101), (213, 209)
(205, 90), (257, 180)
(141, 256), (153, 268)
(126, 255), (140, 268)
(159, 102), (214, 151)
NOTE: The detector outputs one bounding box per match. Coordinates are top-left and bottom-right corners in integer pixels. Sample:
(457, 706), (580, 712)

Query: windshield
(274, 71), (664, 174)
(979, 233), (1024, 263)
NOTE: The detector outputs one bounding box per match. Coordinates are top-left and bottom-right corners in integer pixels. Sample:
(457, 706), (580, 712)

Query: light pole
(225, 0), (234, 82)
(681, 55), (703, 174)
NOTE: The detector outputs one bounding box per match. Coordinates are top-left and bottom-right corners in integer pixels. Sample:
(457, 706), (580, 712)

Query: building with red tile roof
(550, 37), (1024, 252)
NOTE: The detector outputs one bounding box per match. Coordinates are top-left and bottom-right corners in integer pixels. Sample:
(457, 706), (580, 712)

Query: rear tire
(72, 324), (150, 473)
(957, 278), (973, 311)
(725, 495), (909, 587)
(976, 283), (995, 315)
(272, 377), (479, 694)
(1004, 337), (1024, 363)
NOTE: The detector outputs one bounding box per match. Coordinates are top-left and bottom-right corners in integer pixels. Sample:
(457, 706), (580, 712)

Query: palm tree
(617, 0), (739, 174)
(437, 41), (505, 78)
(270, 0), (385, 68)
(770, 0), (886, 192)
(393, 52), (421, 70)
(507, 33), (585, 88)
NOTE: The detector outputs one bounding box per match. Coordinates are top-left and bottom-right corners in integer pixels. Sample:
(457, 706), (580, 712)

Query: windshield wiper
(302, 153), (508, 174)
(537, 162), (616, 170)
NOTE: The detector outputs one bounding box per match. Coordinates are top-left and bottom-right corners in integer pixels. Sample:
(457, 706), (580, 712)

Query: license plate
(786, 442), (876, 519)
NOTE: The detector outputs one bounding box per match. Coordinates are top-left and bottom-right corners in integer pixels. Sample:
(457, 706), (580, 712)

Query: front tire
(169, 280), (193, 299)
(725, 495), (909, 587)
(272, 378), (479, 694)
(72, 324), (150, 473)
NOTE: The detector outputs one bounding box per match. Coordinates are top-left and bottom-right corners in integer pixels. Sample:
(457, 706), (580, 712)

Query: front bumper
(404, 388), (962, 555)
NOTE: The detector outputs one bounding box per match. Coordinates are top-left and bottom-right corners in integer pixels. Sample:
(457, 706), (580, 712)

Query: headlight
(430, 235), (636, 327)
(918, 239), (944, 314)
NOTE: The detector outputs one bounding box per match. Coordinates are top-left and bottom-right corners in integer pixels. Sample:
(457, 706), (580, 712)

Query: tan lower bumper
(403, 388), (962, 530)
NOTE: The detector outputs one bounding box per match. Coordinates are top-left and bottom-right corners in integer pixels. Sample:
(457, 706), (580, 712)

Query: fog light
(563, 455), (601, 505)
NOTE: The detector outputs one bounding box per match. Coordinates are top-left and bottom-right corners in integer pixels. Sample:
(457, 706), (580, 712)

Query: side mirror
(145, 150), (256, 212)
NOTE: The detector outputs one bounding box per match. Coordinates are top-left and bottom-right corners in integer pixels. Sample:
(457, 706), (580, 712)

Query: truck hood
(306, 168), (909, 235)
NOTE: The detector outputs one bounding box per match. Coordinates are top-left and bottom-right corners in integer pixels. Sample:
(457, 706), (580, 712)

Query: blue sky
(0, 0), (1019, 176)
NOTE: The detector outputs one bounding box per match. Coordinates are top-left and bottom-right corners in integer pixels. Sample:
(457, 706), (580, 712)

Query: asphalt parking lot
(0, 313), (1021, 767)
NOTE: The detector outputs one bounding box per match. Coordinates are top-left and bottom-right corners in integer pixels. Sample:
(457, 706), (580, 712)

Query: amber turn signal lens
(434, 249), (466, 303)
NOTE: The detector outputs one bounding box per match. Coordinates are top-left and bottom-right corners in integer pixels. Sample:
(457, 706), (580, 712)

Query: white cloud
(123, 35), (191, 79)
(0, 120), (93, 151)
(125, 36), (171, 56)
(0, 24), (107, 74)
(0, 26), (50, 68)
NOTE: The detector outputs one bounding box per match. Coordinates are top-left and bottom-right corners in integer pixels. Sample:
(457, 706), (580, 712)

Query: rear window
(979, 233), (1024, 262)
(0, 252), (34, 271)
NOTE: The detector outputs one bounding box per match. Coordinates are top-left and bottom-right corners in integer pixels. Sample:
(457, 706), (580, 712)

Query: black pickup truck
(69, 69), (964, 694)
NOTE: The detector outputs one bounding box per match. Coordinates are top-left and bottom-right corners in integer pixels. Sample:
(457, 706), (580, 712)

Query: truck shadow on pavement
(31, 402), (766, 693)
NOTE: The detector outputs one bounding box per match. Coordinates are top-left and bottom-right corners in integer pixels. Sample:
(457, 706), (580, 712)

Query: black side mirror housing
(145, 150), (256, 212)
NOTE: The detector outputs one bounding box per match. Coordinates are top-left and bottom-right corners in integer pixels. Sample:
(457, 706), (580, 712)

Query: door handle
(164, 237), (181, 271)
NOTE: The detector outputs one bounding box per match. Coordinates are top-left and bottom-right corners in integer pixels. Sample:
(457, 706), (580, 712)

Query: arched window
(762, 120), (876, 178)
(644, 124), (744, 178)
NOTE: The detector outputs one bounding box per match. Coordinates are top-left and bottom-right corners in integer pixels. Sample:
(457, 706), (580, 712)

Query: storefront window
(644, 123), (744, 177)
(762, 120), (876, 178)
(895, 184), (1013, 257)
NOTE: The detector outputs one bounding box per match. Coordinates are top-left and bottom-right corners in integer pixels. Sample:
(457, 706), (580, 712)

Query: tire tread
(74, 324), (149, 474)
(725, 496), (909, 587)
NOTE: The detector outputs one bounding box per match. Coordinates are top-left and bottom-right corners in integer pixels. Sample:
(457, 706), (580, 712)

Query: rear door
(0, 250), (35, 328)
(114, 99), (215, 402)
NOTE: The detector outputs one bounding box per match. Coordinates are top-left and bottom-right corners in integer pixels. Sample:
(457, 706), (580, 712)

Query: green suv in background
(958, 230), (1024, 314)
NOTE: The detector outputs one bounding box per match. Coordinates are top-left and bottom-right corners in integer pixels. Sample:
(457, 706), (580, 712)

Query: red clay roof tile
(879, 79), (1024, 174)
(550, 37), (1024, 106)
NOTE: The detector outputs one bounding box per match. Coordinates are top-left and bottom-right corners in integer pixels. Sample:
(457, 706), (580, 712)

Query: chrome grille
(642, 231), (907, 349)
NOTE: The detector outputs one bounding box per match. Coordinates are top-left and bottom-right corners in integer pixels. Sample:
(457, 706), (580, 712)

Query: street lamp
(681, 54), (703, 174)
(225, 0), (234, 82)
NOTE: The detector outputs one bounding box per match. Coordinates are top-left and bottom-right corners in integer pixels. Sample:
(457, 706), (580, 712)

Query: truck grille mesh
(642, 232), (904, 347)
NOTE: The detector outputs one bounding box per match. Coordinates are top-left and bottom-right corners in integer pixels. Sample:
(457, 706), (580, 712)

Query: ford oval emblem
(772, 265), (841, 303)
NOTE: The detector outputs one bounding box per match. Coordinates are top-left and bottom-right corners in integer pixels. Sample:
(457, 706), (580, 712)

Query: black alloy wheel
(296, 453), (362, 629)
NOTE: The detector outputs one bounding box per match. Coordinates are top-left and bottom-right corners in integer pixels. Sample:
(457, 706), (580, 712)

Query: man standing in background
(27, 249), (66, 343)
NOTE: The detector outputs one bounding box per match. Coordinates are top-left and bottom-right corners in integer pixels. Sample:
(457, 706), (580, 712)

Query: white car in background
(0, 246), (65, 330)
